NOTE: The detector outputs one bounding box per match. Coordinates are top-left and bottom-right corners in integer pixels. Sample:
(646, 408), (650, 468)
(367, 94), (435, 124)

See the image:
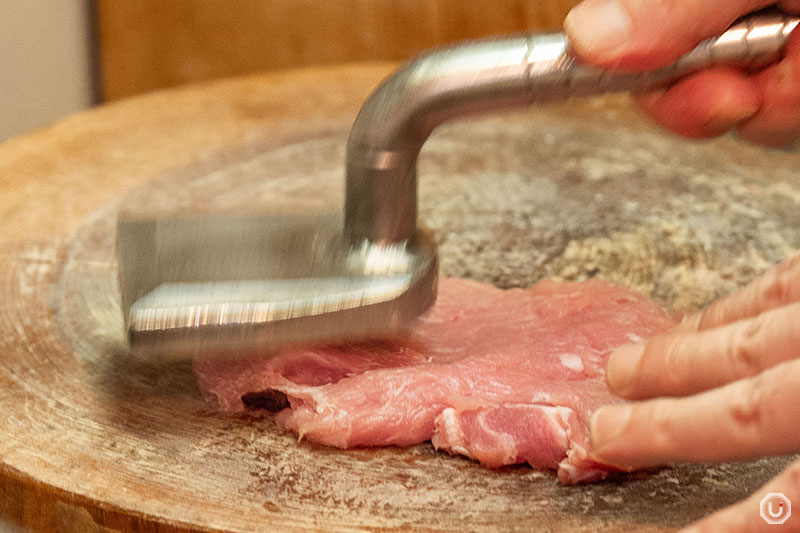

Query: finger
(680, 459), (800, 532)
(606, 302), (800, 399)
(782, 0), (800, 13)
(564, 0), (778, 69)
(737, 30), (800, 146)
(678, 254), (800, 333)
(591, 359), (800, 470)
(635, 68), (760, 138)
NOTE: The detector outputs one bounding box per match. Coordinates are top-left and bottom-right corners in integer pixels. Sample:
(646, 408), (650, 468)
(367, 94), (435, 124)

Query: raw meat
(193, 278), (676, 484)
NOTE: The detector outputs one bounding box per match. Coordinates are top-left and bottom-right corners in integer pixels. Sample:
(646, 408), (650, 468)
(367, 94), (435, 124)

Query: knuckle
(762, 256), (800, 306)
(658, 341), (688, 391)
(649, 401), (676, 451)
(726, 319), (766, 377)
(786, 461), (800, 489)
(729, 376), (766, 433)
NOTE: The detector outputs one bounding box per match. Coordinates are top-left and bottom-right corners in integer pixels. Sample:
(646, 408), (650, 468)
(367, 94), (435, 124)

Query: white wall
(0, 1), (96, 142)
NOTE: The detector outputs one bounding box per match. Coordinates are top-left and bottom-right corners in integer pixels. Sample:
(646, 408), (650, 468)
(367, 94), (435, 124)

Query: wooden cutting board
(1, 63), (799, 533)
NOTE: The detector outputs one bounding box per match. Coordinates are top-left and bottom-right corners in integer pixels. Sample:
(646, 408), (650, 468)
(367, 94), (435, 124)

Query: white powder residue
(626, 333), (643, 343)
(558, 353), (584, 372)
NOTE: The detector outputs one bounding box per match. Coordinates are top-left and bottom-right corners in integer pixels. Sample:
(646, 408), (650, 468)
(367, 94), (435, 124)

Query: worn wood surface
(96, 0), (580, 100)
(1, 63), (800, 532)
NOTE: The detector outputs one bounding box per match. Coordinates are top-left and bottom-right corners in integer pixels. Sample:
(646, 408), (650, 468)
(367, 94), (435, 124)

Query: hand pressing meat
(566, 1), (800, 530)
(565, 0), (800, 147)
(589, 255), (800, 532)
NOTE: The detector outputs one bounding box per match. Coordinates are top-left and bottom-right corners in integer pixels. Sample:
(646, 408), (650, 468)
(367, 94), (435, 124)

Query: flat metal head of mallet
(117, 212), (438, 360)
(116, 10), (798, 360)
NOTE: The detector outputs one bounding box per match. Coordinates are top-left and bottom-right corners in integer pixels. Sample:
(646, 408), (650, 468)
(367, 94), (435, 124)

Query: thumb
(564, 0), (775, 69)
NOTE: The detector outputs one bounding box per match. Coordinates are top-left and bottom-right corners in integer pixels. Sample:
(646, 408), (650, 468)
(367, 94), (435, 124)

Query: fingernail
(606, 343), (644, 394)
(564, 0), (633, 61)
(590, 404), (633, 450)
(673, 312), (701, 333)
(705, 102), (759, 135)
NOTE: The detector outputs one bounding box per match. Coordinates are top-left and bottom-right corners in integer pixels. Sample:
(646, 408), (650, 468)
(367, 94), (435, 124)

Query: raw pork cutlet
(194, 278), (676, 484)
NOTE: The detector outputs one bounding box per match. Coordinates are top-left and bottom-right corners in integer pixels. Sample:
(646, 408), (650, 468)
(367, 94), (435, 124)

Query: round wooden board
(1, 63), (799, 533)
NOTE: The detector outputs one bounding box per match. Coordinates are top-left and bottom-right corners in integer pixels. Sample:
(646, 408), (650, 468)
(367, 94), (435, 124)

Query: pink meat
(193, 278), (676, 484)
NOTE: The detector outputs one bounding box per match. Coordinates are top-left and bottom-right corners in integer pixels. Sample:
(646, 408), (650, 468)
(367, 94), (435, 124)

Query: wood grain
(96, 0), (580, 100)
(1, 63), (800, 532)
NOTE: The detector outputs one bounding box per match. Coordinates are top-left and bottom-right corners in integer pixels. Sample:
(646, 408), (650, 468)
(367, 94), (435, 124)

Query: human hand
(590, 254), (800, 532)
(564, 0), (800, 147)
